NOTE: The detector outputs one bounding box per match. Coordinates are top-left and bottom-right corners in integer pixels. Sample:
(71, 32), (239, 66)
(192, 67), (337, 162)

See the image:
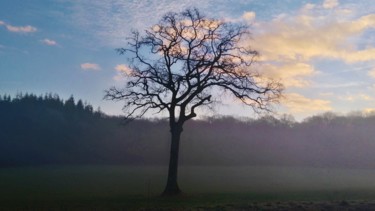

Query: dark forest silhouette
(2, 93), (375, 169)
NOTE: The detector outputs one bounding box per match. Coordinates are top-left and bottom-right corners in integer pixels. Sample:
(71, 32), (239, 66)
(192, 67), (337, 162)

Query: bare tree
(105, 8), (282, 196)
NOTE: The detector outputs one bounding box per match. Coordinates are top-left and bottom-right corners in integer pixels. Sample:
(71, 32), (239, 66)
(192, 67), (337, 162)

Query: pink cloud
(81, 63), (101, 71)
(41, 39), (58, 46)
(6, 25), (37, 33)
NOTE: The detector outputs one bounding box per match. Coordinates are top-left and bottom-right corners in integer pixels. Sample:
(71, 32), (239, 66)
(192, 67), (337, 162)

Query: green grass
(2, 165), (375, 209)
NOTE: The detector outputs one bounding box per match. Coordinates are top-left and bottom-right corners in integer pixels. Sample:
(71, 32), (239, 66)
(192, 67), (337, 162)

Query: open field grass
(2, 165), (375, 210)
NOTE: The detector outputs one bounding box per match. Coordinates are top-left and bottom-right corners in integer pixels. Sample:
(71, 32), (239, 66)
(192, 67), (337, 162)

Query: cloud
(319, 92), (334, 97)
(282, 93), (332, 114)
(313, 81), (364, 89)
(242, 11), (256, 22)
(68, 0), (237, 46)
(247, 5), (375, 92)
(66, 0), (375, 118)
(364, 108), (375, 114)
(0, 20), (37, 33)
(81, 63), (101, 71)
(302, 3), (316, 11)
(323, 0), (339, 9)
(115, 64), (133, 74)
(258, 62), (315, 87)
(41, 39), (58, 46)
(342, 48), (375, 63)
(113, 64), (134, 81)
(338, 94), (374, 102)
(6, 24), (37, 33)
(252, 13), (375, 63)
(368, 68), (375, 78)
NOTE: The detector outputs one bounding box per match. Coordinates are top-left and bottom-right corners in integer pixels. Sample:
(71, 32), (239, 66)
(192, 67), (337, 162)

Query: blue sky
(1, 0), (375, 120)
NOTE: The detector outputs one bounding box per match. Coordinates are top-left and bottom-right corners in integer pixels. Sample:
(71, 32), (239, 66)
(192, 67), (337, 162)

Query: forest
(1, 93), (375, 168)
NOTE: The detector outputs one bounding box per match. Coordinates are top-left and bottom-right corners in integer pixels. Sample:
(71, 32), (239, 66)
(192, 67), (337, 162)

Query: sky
(0, 0), (375, 120)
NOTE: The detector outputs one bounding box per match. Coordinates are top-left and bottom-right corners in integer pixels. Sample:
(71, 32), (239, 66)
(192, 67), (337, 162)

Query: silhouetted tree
(105, 8), (282, 195)
(77, 100), (84, 111)
(84, 103), (94, 113)
(65, 96), (75, 108)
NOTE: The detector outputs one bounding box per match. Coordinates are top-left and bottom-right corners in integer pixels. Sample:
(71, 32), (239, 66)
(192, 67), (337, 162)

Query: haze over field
(3, 94), (375, 209)
(1, 0), (375, 120)
(2, 94), (375, 169)
(2, 0), (375, 207)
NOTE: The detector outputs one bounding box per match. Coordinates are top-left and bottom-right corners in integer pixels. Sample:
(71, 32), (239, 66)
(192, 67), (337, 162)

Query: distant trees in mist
(0, 93), (98, 115)
(2, 93), (375, 169)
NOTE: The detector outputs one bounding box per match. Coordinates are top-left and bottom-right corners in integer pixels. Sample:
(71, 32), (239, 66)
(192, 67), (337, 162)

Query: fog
(2, 94), (375, 169)
(3, 93), (375, 202)
(3, 165), (375, 201)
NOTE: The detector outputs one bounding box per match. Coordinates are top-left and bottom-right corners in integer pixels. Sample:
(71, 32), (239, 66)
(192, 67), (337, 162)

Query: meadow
(2, 165), (375, 210)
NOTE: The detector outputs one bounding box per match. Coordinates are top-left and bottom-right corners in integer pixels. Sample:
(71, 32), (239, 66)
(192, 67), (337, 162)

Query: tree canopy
(105, 8), (282, 121)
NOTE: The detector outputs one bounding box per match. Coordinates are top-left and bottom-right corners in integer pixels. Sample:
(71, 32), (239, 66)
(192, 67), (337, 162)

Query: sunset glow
(1, 0), (374, 120)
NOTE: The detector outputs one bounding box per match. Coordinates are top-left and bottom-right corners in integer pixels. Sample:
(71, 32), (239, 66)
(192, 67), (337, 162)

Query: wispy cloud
(113, 64), (134, 81)
(41, 39), (58, 46)
(282, 93), (332, 114)
(368, 68), (375, 78)
(323, 0), (339, 9)
(258, 62), (316, 88)
(313, 82), (364, 89)
(114, 64), (131, 73)
(68, 0), (232, 46)
(242, 11), (256, 22)
(245, 1), (375, 94)
(251, 13), (375, 63)
(67, 0), (375, 118)
(363, 108), (375, 114)
(338, 94), (374, 102)
(0, 20), (37, 33)
(6, 25), (37, 33)
(81, 63), (101, 71)
(302, 3), (316, 11)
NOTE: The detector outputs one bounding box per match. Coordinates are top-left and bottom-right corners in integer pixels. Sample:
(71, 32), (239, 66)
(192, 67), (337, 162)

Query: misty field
(2, 165), (375, 209)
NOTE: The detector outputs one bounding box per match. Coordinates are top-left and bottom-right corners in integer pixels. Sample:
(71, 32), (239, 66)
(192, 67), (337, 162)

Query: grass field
(2, 165), (375, 210)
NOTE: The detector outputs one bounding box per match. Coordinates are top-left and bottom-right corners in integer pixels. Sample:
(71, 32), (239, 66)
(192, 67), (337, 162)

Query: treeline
(0, 93), (113, 166)
(1, 93), (375, 168)
(0, 93), (101, 115)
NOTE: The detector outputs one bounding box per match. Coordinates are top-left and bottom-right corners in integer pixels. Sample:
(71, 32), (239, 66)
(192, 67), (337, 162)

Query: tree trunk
(162, 124), (182, 196)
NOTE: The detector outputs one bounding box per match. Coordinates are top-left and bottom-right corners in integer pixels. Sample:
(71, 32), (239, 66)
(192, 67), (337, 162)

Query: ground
(2, 165), (375, 210)
(3, 197), (375, 210)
